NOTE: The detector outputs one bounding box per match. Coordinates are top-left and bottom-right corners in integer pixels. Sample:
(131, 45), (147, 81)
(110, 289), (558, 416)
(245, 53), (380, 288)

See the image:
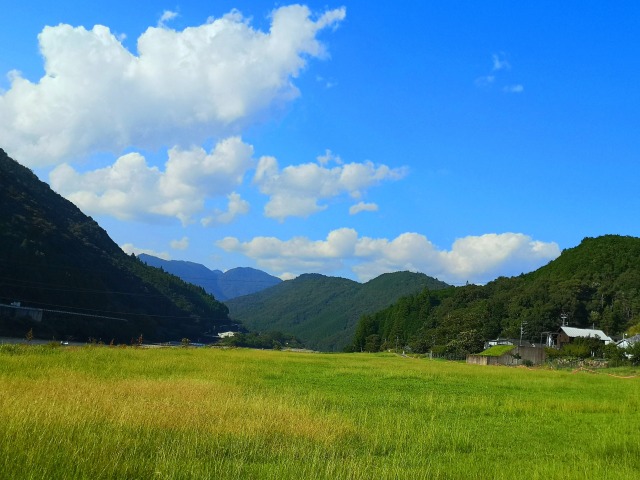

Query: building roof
(617, 334), (640, 346)
(559, 326), (612, 342)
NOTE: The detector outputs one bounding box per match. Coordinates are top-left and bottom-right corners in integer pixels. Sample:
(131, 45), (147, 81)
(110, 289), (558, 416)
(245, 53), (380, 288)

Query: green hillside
(0, 148), (230, 343)
(350, 235), (640, 353)
(226, 271), (450, 351)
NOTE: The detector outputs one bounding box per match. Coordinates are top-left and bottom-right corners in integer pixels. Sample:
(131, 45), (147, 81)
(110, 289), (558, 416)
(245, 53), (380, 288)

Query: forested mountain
(139, 254), (282, 301)
(0, 148), (230, 342)
(350, 235), (640, 353)
(226, 271), (451, 351)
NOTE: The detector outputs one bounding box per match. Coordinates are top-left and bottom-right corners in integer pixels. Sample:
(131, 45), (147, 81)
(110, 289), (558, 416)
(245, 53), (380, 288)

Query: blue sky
(2, 1), (639, 285)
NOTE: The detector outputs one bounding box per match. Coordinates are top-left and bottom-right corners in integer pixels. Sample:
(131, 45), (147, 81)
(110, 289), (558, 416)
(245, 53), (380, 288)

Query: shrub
(603, 343), (626, 362)
(627, 342), (640, 366)
(431, 345), (447, 356)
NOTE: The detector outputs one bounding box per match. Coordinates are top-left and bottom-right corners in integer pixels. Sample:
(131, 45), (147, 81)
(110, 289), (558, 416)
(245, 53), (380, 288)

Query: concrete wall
(516, 345), (546, 364)
(466, 355), (489, 365)
(0, 303), (43, 322)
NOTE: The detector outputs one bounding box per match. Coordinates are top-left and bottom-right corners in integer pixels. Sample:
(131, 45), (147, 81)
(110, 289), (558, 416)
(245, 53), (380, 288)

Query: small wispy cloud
(316, 149), (343, 166)
(158, 10), (179, 28)
(201, 192), (250, 226)
(492, 53), (511, 71)
(503, 84), (524, 94)
(121, 243), (170, 260)
(316, 75), (337, 89)
(476, 53), (523, 93)
(474, 75), (495, 88)
(170, 236), (189, 250)
(349, 202), (379, 215)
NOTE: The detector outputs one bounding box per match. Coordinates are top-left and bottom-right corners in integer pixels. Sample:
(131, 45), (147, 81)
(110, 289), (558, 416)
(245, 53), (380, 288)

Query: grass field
(1, 345), (639, 479)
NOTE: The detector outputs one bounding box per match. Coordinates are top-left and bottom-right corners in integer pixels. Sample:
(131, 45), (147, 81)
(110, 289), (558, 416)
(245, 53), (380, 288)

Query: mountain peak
(138, 254), (281, 301)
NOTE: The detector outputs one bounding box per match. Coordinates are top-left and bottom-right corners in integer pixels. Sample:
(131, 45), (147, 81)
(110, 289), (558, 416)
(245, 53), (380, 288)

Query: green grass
(1, 345), (639, 479)
(478, 344), (516, 356)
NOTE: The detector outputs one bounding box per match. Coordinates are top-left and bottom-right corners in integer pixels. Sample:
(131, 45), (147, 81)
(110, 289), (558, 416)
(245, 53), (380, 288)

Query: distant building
(556, 326), (612, 348)
(485, 338), (534, 349)
(218, 331), (236, 338)
(616, 334), (640, 349)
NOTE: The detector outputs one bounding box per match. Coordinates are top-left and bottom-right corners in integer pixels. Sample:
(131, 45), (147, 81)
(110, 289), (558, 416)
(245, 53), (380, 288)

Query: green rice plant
(0, 347), (638, 479)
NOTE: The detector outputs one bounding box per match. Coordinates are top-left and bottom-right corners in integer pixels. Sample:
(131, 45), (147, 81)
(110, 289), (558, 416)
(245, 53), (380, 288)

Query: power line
(0, 276), (173, 299)
(0, 297), (221, 321)
(0, 303), (127, 323)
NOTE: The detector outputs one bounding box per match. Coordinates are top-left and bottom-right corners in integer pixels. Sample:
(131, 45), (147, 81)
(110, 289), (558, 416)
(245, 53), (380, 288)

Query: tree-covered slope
(0, 148), (230, 342)
(350, 235), (640, 353)
(226, 271), (450, 351)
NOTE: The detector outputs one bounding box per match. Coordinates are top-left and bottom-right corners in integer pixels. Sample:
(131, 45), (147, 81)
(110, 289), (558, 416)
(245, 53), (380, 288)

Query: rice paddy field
(0, 344), (638, 479)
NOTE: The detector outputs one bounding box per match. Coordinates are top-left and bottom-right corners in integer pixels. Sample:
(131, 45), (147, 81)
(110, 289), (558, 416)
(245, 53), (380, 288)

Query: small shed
(556, 326), (612, 348)
(467, 344), (546, 366)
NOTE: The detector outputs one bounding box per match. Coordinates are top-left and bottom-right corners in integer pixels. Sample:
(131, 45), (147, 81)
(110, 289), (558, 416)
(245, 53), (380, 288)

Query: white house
(616, 334), (640, 349)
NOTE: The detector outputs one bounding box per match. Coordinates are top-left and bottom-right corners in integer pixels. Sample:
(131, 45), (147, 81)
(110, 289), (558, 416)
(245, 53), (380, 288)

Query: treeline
(218, 331), (305, 350)
(349, 235), (640, 354)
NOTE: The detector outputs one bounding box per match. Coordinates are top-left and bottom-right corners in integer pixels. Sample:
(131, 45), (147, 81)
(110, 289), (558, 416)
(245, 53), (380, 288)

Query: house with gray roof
(556, 326), (612, 349)
(616, 334), (640, 349)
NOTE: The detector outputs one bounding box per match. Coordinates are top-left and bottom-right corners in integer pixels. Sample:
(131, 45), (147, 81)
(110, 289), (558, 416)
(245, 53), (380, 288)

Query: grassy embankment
(0, 344), (638, 479)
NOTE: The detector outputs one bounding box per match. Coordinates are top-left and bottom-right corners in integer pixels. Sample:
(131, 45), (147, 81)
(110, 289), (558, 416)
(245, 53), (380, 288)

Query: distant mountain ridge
(226, 271), (451, 351)
(0, 148), (230, 342)
(138, 254), (282, 301)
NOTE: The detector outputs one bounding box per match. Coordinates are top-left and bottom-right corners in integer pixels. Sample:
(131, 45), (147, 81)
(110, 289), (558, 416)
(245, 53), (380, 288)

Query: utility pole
(560, 312), (568, 327)
(519, 321), (527, 346)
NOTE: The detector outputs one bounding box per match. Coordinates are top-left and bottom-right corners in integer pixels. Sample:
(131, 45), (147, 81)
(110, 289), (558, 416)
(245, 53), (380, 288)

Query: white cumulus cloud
(50, 136), (403, 225)
(49, 136), (254, 224)
(216, 230), (560, 284)
(253, 155), (408, 221)
(0, 5), (346, 166)
(217, 228), (359, 274)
